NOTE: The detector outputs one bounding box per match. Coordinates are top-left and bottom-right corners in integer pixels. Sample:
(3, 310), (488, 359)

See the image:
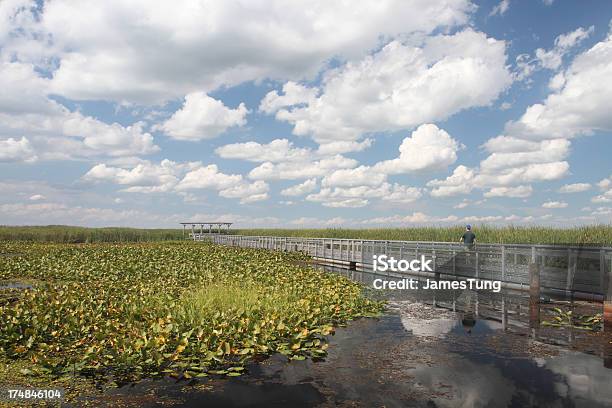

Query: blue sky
(0, 0), (611, 228)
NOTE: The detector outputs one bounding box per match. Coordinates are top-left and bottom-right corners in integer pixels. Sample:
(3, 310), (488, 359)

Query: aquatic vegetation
(0, 241), (382, 385)
(541, 307), (603, 331)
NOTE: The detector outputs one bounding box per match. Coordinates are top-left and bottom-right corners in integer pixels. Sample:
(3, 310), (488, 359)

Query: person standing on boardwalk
(460, 225), (476, 249)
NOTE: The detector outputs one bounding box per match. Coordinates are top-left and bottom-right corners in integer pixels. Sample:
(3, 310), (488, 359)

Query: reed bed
(0, 225), (183, 243)
(234, 225), (612, 245)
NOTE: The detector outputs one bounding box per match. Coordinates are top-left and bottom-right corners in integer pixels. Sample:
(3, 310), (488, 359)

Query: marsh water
(86, 268), (611, 407)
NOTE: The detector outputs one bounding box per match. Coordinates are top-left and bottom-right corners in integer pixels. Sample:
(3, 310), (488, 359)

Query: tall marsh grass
(0, 225), (183, 243)
(234, 225), (612, 245)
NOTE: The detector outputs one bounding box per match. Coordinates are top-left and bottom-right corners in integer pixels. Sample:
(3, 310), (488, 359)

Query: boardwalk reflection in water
(329, 267), (612, 406)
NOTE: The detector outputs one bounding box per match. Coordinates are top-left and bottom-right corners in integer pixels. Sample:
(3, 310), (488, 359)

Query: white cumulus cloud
(484, 185), (533, 198)
(428, 166), (476, 197)
(479, 138), (569, 172)
(176, 165), (244, 191)
(281, 179), (318, 197)
(535, 26), (594, 70)
(259, 82), (318, 114)
(215, 139), (310, 163)
(592, 175), (612, 203)
(82, 160), (269, 204)
(306, 183), (422, 208)
(514, 25), (594, 81)
(158, 92), (248, 141)
(248, 155), (358, 181)
(274, 29), (511, 144)
(0, 62), (158, 160)
(542, 200), (568, 209)
(322, 166), (386, 188)
(373, 124), (462, 175)
(558, 183), (591, 193)
(83, 160), (199, 193)
(218, 180), (269, 204)
(0, 137), (37, 162)
(507, 32), (612, 139)
(28, 0), (474, 104)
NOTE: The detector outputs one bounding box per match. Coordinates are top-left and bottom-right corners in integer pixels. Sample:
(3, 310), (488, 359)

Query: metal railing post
(566, 249), (573, 292)
(501, 245), (505, 282)
(361, 240), (364, 269)
(600, 249), (605, 294)
(432, 249), (437, 276)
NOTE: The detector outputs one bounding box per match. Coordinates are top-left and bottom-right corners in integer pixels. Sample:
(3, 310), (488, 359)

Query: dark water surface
(87, 269), (611, 407)
(0, 280), (33, 289)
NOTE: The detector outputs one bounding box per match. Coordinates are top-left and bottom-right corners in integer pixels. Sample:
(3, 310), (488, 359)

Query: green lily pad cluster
(0, 241), (383, 384)
(541, 307), (603, 331)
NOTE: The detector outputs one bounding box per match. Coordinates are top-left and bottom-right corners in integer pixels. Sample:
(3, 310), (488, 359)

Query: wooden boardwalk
(200, 234), (612, 300)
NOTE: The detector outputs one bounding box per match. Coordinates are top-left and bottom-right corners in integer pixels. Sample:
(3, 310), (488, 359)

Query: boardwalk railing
(201, 234), (612, 299)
